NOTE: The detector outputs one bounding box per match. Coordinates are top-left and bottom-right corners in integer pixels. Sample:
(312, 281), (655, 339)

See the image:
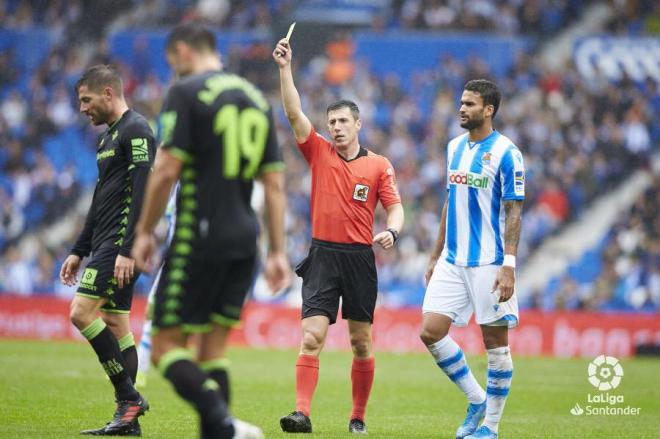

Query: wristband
(387, 228), (399, 243)
(503, 254), (516, 268)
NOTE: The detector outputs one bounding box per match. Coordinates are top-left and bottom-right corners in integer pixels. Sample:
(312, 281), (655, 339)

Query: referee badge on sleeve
(353, 184), (369, 202)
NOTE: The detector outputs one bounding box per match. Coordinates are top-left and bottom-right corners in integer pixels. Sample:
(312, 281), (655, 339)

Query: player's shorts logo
(588, 355), (623, 391)
(353, 184), (369, 202)
(81, 267), (98, 291)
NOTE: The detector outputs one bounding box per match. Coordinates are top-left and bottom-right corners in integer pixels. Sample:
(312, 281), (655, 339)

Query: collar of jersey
(106, 109), (131, 134)
(340, 147), (368, 162)
(467, 129), (498, 149)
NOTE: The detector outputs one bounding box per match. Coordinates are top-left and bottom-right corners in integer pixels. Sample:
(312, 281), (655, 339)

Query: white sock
(483, 346), (513, 433)
(427, 335), (486, 404)
(137, 319), (152, 374)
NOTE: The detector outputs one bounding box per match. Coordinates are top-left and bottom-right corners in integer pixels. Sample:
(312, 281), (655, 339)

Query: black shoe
(280, 411), (312, 433)
(80, 420), (142, 436)
(81, 395), (148, 436)
(349, 418), (367, 434)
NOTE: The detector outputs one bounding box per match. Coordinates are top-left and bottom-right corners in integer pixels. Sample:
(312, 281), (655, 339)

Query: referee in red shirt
(273, 38), (404, 434)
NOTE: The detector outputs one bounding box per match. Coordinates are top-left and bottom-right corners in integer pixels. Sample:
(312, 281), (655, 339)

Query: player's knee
(150, 343), (167, 367)
(69, 304), (94, 330)
(301, 328), (324, 353)
(482, 331), (507, 350)
(102, 314), (128, 337)
(419, 326), (447, 346)
(349, 334), (371, 357)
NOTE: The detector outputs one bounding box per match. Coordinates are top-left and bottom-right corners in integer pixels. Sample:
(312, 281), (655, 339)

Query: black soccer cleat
(280, 411), (312, 433)
(81, 395), (148, 436)
(349, 418), (367, 434)
(80, 420), (142, 436)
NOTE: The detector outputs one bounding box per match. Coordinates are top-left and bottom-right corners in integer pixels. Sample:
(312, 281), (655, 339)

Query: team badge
(353, 184), (369, 202)
(482, 152), (491, 164)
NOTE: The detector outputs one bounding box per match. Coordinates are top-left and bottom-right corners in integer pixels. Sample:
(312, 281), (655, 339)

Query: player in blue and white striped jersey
(420, 80), (524, 439)
(135, 184), (177, 389)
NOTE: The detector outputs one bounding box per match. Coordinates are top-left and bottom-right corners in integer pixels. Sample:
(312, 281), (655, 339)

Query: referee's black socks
(159, 349), (234, 437)
(81, 318), (139, 401)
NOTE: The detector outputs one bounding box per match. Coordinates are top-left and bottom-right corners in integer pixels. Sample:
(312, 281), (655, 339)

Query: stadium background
(0, 1), (659, 437)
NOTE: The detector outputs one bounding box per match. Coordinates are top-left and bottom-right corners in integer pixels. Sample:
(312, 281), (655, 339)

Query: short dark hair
(464, 79), (501, 118)
(326, 99), (360, 120)
(166, 23), (216, 53)
(76, 65), (123, 95)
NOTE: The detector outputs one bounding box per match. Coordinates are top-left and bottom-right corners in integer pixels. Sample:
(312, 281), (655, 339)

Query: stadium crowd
(0, 0), (658, 312)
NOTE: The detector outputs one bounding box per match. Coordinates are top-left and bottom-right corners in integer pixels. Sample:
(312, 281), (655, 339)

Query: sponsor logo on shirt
(448, 171), (489, 189)
(131, 138), (150, 163)
(97, 148), (116, 162)
(515, 170), (525, 187)
(353, 184), (370, 202)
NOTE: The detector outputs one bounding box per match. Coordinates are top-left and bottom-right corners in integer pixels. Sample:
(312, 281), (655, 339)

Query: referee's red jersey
(298, 126), (401, 245)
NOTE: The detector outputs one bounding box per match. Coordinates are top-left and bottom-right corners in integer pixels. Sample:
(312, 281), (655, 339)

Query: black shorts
(296, 239), (377, 325)
(151, 252), (256, 333)
(76, 245), (139, 313)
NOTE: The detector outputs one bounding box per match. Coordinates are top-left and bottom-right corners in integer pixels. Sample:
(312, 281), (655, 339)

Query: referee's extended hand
(114, 255), (135, 289)
(272, 38), (292, 67)
(60, 254), (81, 286)
(492, 266), (515, 302)
(373, 230), (395, 250)
(132, 232), (156, 275)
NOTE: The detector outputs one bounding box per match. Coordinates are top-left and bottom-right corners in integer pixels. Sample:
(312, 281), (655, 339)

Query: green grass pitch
(1, 339), (658, 438)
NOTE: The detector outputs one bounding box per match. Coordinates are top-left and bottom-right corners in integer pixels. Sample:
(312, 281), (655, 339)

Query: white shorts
(422, 258), (519, 328)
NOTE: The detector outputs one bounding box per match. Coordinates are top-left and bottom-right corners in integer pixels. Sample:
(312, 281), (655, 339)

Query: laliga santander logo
(588, 355), (623, 391)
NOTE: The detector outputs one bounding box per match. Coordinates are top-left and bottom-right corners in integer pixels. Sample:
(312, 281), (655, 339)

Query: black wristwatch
(387, 228), (399, 243)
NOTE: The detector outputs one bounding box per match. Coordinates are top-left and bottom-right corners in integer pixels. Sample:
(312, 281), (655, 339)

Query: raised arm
(272, 38), (312, 142)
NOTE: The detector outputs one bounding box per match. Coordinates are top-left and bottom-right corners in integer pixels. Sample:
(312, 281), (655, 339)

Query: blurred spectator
(392, 0), (581, 35)
(2, 245), (32, 294)
(0, 0), (657, 313)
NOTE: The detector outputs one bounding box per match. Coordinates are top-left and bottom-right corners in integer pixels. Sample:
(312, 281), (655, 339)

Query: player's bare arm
(373, 203), (404, 250)
(259, 169), (291, 293)
(132, 149), (183, 272)
(425, 199), (448, 286)
(272, 38), (312, 142)
(492, 199), (523, 302)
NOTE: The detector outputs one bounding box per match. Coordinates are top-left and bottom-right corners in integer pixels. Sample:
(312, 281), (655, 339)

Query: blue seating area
(0, 1), (657, 313)
(528, 177), (660, 312)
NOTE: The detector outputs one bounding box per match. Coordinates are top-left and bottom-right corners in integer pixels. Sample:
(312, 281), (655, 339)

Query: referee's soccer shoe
(280, 411), (312, 433)
(348, 418), (367, 434)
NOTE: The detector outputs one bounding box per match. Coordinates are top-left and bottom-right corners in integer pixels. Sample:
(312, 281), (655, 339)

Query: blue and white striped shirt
(443, 130), (525, 267)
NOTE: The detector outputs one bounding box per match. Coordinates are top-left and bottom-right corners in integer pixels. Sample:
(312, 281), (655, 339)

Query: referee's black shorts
(295, 239), (377, 325)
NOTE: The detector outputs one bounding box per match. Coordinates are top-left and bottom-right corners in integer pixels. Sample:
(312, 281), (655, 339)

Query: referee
(273, 38), (404, 434)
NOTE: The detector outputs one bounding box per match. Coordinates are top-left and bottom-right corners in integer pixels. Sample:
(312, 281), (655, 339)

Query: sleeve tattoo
(503, 200), (523, 249)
